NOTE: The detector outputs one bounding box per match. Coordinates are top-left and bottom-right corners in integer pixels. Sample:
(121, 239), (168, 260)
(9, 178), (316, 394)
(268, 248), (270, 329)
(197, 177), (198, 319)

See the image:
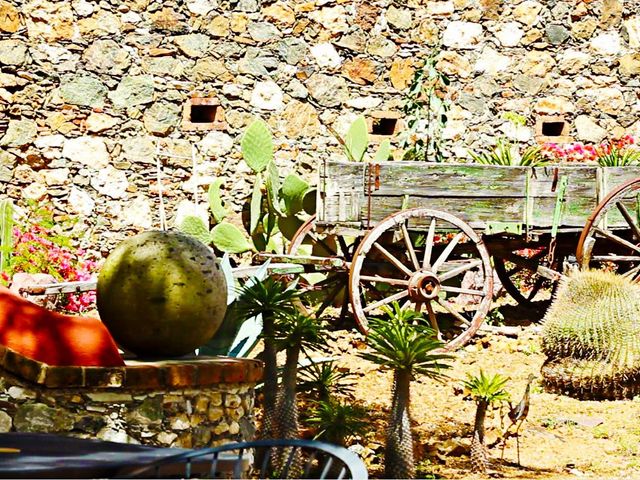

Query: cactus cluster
(541, 270), (640, 400)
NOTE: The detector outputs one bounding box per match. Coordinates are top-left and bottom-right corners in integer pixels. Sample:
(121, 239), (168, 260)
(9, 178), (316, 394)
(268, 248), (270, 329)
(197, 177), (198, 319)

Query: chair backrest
(119, 439), (368, 479)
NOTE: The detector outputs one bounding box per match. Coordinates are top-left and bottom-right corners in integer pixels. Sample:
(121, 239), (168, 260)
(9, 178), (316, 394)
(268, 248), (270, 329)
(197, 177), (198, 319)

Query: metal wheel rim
(288, 214), (357, 320)
(493, 248), (552, 306)
(349, 208), (493, 350)
(577, 177), (640, 280)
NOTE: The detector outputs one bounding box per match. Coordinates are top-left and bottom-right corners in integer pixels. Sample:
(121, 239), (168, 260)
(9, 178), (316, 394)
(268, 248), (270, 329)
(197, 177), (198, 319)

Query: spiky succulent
(541, 270), (640, 400)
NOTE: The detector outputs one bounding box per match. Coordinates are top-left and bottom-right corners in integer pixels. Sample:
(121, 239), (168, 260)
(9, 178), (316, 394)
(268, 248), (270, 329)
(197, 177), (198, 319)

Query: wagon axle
(408, 271), (440, 302)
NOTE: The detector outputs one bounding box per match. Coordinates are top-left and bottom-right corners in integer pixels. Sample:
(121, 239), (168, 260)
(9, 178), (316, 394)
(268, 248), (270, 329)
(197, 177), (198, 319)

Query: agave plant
(307, 399), (368, 446)
(462, 370), (510, 473)
(235, 277), (299, 439)
(358, 303), (453, 479)
(596, 146), (640, 166)
(274, 311), (324, 440)
(469, 139), (547, 167)
(298, 360), (355, 402)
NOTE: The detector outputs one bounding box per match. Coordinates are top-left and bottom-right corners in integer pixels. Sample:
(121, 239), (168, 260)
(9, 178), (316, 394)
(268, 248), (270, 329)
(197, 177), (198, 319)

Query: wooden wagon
(271, 160), (640, 350)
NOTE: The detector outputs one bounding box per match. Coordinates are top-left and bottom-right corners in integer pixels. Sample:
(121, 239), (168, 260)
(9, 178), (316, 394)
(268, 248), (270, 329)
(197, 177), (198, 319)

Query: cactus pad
(541, 270), (640, 400)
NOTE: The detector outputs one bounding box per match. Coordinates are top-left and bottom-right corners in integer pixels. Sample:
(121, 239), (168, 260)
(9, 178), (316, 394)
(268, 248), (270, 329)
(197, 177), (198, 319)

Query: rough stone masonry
(0, 0), (638, 246)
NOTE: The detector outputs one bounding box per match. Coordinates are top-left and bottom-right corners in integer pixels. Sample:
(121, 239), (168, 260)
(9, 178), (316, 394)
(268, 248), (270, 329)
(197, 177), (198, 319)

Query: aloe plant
(180, 119), (311, 254)
(469, 139), (547, 167)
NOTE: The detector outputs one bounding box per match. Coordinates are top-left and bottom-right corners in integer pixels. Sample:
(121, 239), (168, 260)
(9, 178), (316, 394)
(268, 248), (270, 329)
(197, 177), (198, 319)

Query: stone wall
(0, 0), (638, 246)
(0, 346), (263, 448)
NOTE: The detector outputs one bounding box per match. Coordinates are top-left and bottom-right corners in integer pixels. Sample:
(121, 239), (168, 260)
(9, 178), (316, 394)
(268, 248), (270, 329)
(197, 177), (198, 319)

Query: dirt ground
(313, 300), (640, 480)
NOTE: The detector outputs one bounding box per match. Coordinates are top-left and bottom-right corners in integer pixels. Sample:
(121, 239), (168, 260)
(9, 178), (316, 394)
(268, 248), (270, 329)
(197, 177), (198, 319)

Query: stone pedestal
(0, 345), (262, 449)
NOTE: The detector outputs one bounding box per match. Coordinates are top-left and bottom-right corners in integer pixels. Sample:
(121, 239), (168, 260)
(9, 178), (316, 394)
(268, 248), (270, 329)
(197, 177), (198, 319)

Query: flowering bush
(1, 202), (98, 313)
(541, 135), (640, 166)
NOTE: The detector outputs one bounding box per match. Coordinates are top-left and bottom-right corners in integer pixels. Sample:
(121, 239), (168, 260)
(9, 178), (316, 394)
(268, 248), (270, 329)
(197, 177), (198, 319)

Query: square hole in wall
(535, 115), (572, 143)
(182, 97), (225, 131)
(367, 111), (403, 141)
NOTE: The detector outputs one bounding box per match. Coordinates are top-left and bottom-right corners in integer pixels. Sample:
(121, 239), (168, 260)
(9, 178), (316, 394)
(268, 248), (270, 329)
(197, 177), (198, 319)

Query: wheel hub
(408, 270), (440, 301)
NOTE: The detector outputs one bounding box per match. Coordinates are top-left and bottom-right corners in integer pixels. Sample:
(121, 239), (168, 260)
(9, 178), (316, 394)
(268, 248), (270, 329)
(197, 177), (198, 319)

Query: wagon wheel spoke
(593, 227), (640, 254)
(438, 259), (482, 282)
(338, 235), (351, 262)
(363, 290), (409, 313)
(373, 242), (413, 277)
(359, 275), (409, 286)
(622, 264), (640, 280)
(316, 281), (345, 318)
(616, 201), (640, 241)
(305, 233), (337, 256)
(506, 264), (526, 276)
(313, 274), (343, 289)
(432, 232), (465, 273)
(441, 286), (485, 296)
(435, 297), (471, 327)
(526, 277), (545, 301)
(401, 222), (420, 271)
(422, 218), (436, 269)
(425, 302), (441, 339)
(493, 244), (556, 307)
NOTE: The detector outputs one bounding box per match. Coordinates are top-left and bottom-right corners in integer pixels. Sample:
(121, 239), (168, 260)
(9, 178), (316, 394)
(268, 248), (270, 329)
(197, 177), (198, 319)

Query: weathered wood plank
(373, 163), (528, 198)
(530, 197), (598, 228)
(318, 161), (365, 224)
(527, 166), (598, 198)
(364, 196), (524, 229)
(318, 160), (640, 232)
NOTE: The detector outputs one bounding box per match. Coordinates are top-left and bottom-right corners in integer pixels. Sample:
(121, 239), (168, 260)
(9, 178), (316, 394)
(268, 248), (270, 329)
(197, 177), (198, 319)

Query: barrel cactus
(97, 231), (227, 358)
(541, 270), (640, 400)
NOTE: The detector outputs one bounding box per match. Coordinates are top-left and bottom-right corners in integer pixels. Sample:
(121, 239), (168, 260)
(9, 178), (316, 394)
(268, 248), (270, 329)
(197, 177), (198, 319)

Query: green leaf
(250, 173), (263, 235)
(344, 116), (368, 162)
(265, 161), (283, 216)
(302, 188), (317, 215)
(281, 174), (309, 216)
(252, 232), (267, 252)
(211, 222), (254, 253)
(0, 200), (13, 275)
(278, 215), (304, 241)
(241, 119), (273, 173)
(372, 139), (391, 162)
(179, 215), (212, 245)
(207, 179), (227, 223)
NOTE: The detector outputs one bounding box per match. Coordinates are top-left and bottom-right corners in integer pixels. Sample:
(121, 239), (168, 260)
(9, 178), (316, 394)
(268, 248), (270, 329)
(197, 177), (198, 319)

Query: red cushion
(0, 286), (124, 367)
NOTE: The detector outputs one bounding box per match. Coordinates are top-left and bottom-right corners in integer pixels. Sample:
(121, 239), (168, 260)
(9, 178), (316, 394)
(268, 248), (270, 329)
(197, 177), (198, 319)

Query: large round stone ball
(97, 231), (227, 358)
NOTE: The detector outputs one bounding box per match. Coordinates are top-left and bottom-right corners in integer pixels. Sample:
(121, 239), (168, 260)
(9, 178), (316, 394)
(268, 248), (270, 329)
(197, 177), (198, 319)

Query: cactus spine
(541, 270), (640, 400)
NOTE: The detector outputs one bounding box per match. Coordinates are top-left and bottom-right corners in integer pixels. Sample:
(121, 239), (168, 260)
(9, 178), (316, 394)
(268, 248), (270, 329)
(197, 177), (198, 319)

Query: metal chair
(118, 439), (368, 479)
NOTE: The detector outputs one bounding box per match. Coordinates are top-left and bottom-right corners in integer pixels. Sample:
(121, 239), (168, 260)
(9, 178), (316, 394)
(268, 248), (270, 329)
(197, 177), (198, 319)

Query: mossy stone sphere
(97, 231), (227, 358)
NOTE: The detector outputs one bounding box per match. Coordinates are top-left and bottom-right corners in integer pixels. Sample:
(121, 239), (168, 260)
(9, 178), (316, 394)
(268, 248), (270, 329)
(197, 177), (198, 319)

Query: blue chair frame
(118, 438), (368, 479)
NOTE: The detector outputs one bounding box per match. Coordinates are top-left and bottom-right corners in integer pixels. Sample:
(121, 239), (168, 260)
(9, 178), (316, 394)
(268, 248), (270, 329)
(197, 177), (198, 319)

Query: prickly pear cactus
(97, 231), (227, 358)
(541, 270), (640, 400)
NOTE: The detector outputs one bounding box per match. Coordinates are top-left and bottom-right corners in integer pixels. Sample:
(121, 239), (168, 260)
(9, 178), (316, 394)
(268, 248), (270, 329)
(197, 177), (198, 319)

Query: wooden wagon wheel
(493, 246), (556, 307)
(576, 177), (640, 280)
(349, 208), (493, 350)
(288, 215), (359, 320)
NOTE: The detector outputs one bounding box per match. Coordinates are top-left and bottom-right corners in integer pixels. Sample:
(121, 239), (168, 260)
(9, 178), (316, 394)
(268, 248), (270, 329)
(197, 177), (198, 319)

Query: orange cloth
(0, 286), (124, 367)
